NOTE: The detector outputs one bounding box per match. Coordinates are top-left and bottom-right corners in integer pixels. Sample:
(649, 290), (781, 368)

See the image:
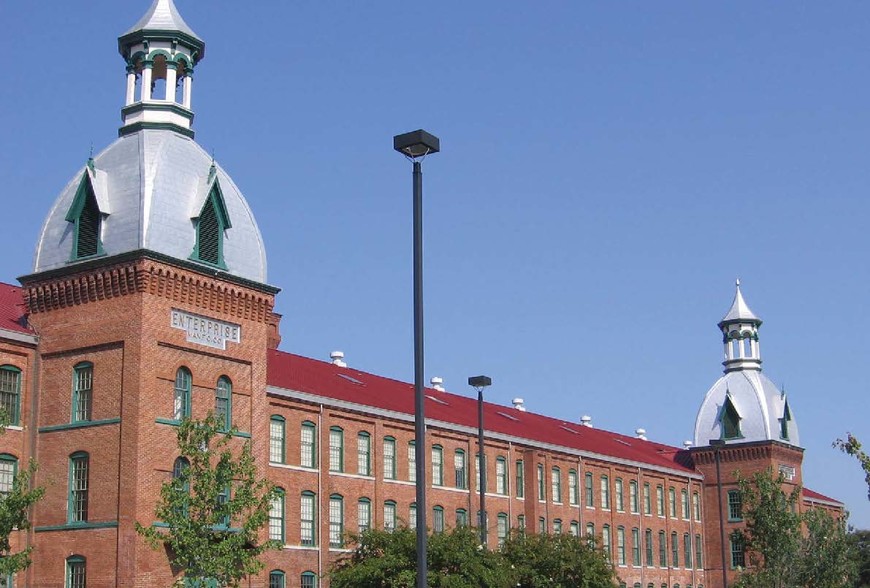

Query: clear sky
(1, 1), (869, 527)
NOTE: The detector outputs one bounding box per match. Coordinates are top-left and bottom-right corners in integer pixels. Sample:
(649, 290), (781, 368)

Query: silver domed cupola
(693, 281), (800, 448)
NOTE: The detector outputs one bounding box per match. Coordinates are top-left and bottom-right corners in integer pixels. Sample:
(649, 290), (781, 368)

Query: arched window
(68, 452), (89, 523)
(629, 480), (639, 513)
(269, 488), (285, 543)
(617, 526), (626, 565)
(407, 440), (415, 482)
(215, 376), (231, 431)
(0, 454), (17, 496)
(301, 571), (318, 588)
(66, 555), (87, 588)
(585, 472), (594, 507)
(269, 415), (285, 464)
(551, 467), (562, 503)
(431, 445), (443, 486)
(432, 505), (444, 533)
(496, 457), (507, 494)
(72, 362), (93, 423)
(328, 494), (344, 547)
(66, 170), (103, 260)
(681, 488), (690, 519)
(553, 518), (562, 535)
(409, 502), (417, 529)
(301, 421), (317, 468)
(684, 533), (692, 568)
(671, 531), (679, 567)
(357, 432), (371, 475)
(454, 449), (467, 489)
(383, 437), (396, 479)
(632, 527), (641, 566)
(300, 491), (316, 546)
(570, 520), (580, 537)
(645, 528), (654, 565)
(743, 336), (752, 358)
(568, 469), (579, 505)
(173, 367), (191, 421)
(268, 570), (285, 588)
(0, 366), (21, 426)
(172, 457), (189, 485)
(600, 475), (610, 509)
(358, 498), (371, 534)
(615, 477), (624, 511)
(329, 427), (344, 473)
(191, 182), (230, 268)
(515, 459), (524, 498)
(456, 508), (468, 527)
(602, 524), (611, 560)
(658, 530), (667, 567)
(383, 500), (397, 532)
(498, 512), (509, 546)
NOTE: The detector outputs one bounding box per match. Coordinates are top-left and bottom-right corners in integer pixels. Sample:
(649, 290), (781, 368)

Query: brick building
(0, 0), (841, 586)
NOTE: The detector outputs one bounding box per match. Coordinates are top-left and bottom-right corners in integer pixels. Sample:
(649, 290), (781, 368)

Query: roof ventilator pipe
(330, 351), (346, 368)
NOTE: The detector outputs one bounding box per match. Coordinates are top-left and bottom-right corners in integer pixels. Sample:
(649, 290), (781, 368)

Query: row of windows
(595, 526), (704, 570)
(269, 570), (317, 588)
(269, 418), (701, 520)
(173, 368), (233, 430)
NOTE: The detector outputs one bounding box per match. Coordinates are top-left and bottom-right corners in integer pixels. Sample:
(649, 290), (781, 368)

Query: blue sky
(2, 2), (869, 527)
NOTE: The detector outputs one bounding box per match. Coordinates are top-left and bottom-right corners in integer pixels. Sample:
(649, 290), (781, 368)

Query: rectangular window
(681, 489), (690, 519)
(301, 572), (317, 588)
(728, 490), (742, 521)
(384, 502), (397, 532)
(358, 499), (371, 534)
(551, 467), (561, 503)
(498, 513), (509, 547)
(656, 485), (664, 516)
(617, 526), (626, 565)
(553, 518), (562, 535)
(301, 422), (316, 468)
(537, 464), (544, 501)
(66, 557), (86, 588)
(671, 531), (679, 567)
(731, 535), (745, 568)
(615, 478), (624, 511)
(269, 417), (285, 464)
(433, 506), (444, 533)
(357, 432), (371, 476)
(215, 376), (231, 431)
(602, 525), (611, 561)
(69, 453), (89, 523)
(456, 509), (468, 527)
(300, 493), (316, 546)
(269, 572), (285, 588)
(0, 458), (15, 496)
(693, 491), (701, 521)
(668, 487), (676, 518)
(409, 503), (417, 529)
(269, 491), (284, 542)
(383, 438), (396, 480)
(601, 475), (610, 509)
(329, 495), (343, 547)
(568, 470), (579, 505)
(630, 480), (639, 513)
(496, 458), (507, 495)
(173, 368), (190, 421)
(632, 527), (641, 566)
(684, 533), (692, 568)
(432, 446), (443, 486)
(516, 460), (524, 498)
(695, 534), (703, 568)
(73, 363), (93, 423)
(455, 451), (467, 489)
(658, 531), (667, 567)
(645, 529), (653, 566)
(538, 517), (546, 535)
(408, 441), (415, 483)
(570, 521), (580, 536)
(643, 483), (651, 515)
(585, 472), (594, 507)
(329, 428), (343, 473)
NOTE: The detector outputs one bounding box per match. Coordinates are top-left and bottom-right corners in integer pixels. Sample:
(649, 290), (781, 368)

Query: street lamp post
(710, 439), (728, 588)
(468, 375), (492, 547)
(394, 129), (440, 588)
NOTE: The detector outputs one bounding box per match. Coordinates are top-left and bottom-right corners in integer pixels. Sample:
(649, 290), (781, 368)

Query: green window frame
(191, 181), (231, 269)
(681, 488), (690, 519)
(173, 367), (191, 421)
(408, 440), (416, 482)
(301, 571), (317, 588)
(383, 500), (397, 532)
(215, 376), (231, 431)
(0, 454), (17, 496)
(476, 454), (486, 492)
(587, 522), (595, 538)
(568, 469), (579, 505)
(454, 449), (467, 489)
(602, 524), (611, 561)
(456, 508), (468, 527)
(644, 482), (651, 514)
(671, 531), (679, 567)
(66, 555), (87, 588)
(585, 472), (594, 507)
(72, 362), (93, 423)
(300, 491), (316, 546)
(553, 518), (562, 535)
(516, 460), (524, 498)
(684, 533), (692, 568)
(630, 480), (639, 513)
(269, 488), (285, 543)
(551, 467), (562, 503)
(269, 416), (285, 464)
(383, 437), (396, 480)
(409, 502), (417, 529)
(617, 526), (626, 565)
(615, 478), (624, 511)
(693, 491), (701, 521)
(632, 527), (641, 566)
(537, 463), (544, 501)
(66, 170), (103, 260)
(431, 445), (443, 486)
(357, 432), (371, 476)
(695, 534), (703, 568)
(68, 452), (89, 523)
(0, 366), (21, 426)
(668, 487), (676, 518)
(601, 475), (610, 509)
(656, 484), (664, 516)
(498, 512), (509, 546)
(730, 534), (745, 568)
(645, 528), (653, 566)
(496, 457), (507, 494)
(570, 520), (580, 536)
(301, 421), (317, 468)
(658, 530), (667, 567)
(538, 517), (546, 535)
(721, 395), (742, 439)
(269, 570), (285, 588)
(432, 505), (444, 533)
(780, 401), (792, 440)
(329, 427), (344, 473)
(358, 498), (371, 534)
(518, 514), (526, 532)
(328, 494), (344, 547)
(728, 490), (742, 521)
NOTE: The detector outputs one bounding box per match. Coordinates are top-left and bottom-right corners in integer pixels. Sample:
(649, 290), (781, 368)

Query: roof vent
(683, 440), (693, 449)
(580, 415), (593, 428)
(512, 397), (526, 411)
(635, 428), (647, 440)
(430, 376), (445, 391)
(330, 351), (346, 368)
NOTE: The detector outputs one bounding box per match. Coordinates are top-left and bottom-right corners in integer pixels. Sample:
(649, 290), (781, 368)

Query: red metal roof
(0, 282), (32, 336)
(267, 349), (696, 475)
(802, 487), (842, 505)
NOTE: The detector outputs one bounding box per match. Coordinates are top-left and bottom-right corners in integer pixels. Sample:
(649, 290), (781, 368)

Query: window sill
(35, 521), (119, 532)
(38, 418), (120, 433)
(154, 418), (251, 438)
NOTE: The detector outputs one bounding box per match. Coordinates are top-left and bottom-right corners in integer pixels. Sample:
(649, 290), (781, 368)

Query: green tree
(501, 531), (618, 588)
(135, 414), (279, 587)
(835, 434), (870, 501)
(0, 460), (45, 578)
(732, 468), (856, 588)
(330, 526), (513, 588)
(849, 529), (870, 588)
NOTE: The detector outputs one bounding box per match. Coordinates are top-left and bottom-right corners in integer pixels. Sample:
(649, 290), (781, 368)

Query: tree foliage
(849, 529), (870, 588)
(835, 433), (870, 501)
(135, 414), (279, 587)
(0, 460), (45, 577)
(329, 525), (616, 588)
(732, 468), (856, 588)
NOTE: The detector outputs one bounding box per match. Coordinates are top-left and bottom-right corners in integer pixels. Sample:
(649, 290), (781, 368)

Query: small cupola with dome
(117, 0), (205, 138)
(719, 279), (762, 372)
